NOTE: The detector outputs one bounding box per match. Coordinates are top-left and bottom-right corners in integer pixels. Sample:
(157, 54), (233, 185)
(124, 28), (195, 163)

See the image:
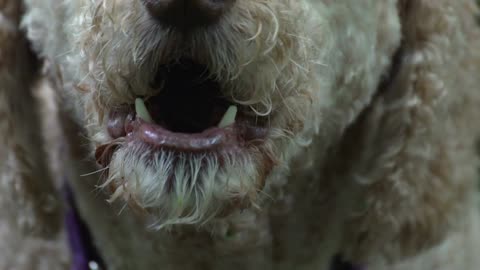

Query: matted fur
(1, 0), (480, 269)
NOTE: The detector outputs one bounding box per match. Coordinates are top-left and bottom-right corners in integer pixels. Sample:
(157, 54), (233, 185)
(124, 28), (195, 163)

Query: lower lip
(127, 118), (244, 152)
(107, 109), (268, 153)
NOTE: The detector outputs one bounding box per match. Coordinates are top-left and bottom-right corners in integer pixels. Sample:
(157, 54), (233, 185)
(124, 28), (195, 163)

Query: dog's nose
(143, 0), (235, 29)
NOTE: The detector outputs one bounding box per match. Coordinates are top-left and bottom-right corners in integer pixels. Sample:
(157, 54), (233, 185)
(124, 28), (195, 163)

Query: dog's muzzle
(96, 59), (268, 167)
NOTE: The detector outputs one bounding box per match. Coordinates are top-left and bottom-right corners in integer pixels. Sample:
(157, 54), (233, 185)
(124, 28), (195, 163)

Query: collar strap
(64, 184), (105, 270)
(64, 184), (364, 270)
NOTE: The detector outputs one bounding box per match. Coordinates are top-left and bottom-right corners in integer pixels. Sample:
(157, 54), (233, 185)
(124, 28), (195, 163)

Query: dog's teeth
(218, 105), (238, 128)
(135, 98), (154, 123)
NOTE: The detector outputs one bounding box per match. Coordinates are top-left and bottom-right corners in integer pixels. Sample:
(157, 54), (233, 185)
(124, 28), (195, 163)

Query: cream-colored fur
(1, 0), (480, 269)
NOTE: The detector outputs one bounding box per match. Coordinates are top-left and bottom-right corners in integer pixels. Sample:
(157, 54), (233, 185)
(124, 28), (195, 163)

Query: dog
(1, 0), (480, 269)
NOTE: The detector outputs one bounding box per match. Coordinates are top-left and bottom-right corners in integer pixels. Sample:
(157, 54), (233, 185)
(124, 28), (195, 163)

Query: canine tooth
(218, 105), (238, 128)
(135, 98), (154, 123)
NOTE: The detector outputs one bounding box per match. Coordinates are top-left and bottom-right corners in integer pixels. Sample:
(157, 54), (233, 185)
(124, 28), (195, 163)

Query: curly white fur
(1, 0), (480, 269)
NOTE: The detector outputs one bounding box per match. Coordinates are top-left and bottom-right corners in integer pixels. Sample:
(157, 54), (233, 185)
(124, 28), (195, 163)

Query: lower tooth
(135, 98), (154, 123)
(218, 105), (238, 128)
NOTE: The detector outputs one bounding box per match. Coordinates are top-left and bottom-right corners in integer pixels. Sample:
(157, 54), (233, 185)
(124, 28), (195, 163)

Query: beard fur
(103, 142), (261, 228)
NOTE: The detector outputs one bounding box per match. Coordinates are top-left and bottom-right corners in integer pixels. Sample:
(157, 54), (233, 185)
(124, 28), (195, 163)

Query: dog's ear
(0, 1), (62, 238)
(338, 0), (480, 264)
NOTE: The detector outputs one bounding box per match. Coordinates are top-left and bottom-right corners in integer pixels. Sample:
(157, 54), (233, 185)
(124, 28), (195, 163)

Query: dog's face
(25, 0), (399, 228)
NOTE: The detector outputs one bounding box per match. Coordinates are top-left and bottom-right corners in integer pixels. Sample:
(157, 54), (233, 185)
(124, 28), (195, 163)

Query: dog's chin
(93, 59), (277, 228)
(102, 144), (271, 228)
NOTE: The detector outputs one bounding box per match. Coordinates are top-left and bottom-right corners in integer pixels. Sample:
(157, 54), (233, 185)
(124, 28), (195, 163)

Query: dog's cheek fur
(338, 0), (480, 265)
(0, 2), (69, 269)
(0, 0), (62, 238)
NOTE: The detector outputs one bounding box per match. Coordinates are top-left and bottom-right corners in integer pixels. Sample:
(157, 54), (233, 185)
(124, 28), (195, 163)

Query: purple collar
(64, 184), (364, 270)
(64, 184), (105, 270)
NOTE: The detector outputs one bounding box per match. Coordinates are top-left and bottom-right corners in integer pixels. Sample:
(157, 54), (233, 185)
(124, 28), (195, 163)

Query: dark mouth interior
(146, 59), (231, 133)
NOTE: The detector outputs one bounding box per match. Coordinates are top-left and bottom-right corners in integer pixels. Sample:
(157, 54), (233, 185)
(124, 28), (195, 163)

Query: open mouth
(97, 59), (268, 166)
